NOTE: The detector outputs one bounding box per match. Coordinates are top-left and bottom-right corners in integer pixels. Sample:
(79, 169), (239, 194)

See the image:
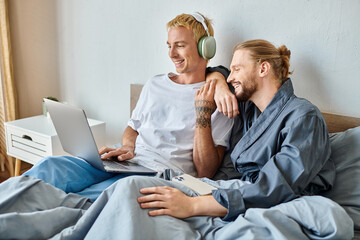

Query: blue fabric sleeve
(212, 115), (331, 221)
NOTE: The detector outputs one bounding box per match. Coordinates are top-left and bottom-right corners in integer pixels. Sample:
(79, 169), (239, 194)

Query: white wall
(9, 0), (360, 145)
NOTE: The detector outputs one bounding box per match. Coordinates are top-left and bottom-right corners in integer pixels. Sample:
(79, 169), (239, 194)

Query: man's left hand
(138, 186), (195, 218)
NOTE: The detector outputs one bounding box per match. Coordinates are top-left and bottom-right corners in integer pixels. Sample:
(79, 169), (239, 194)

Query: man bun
(278, 45), (292, 81)
(234, 40), (293, 84)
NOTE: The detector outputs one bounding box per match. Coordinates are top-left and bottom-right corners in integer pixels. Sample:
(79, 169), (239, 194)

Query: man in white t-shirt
(24, 13), (233, 201)
(99, 13), (233, 177)
(119, 73), (232, 176)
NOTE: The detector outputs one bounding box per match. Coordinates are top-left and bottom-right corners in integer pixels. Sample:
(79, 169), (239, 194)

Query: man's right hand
(99, 146), (135, 161)
(214, 80), (239, 119)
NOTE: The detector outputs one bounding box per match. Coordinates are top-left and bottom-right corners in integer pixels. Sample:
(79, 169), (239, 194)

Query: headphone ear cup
(198, 36), (216, 60)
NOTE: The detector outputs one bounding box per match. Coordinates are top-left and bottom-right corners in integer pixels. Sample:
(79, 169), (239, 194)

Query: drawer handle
(22, 135), (33, 141)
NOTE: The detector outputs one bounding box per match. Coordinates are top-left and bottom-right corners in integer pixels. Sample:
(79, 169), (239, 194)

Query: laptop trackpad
(103, 160), (134, 170)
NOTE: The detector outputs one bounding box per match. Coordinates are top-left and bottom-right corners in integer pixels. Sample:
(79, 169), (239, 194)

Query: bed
(132, 84), (360, 239)
(0, 85), (359, 239)
(320, 113), (360, 239)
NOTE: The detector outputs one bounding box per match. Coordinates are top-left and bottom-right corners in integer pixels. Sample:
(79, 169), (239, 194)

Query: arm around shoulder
(206, 70), (239, 118)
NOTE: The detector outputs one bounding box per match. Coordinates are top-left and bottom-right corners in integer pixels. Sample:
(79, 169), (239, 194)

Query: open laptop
(44, 98), (157, 174)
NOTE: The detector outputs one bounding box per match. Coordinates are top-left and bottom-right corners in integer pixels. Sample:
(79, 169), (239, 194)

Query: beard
(235, 78), (257, 102)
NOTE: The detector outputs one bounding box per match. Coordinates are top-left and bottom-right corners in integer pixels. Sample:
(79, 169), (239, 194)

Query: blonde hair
(234, 39), (292, 83)
(167, 12), (214, 44)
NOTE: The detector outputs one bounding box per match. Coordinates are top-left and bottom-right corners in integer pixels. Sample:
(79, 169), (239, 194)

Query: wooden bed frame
(130, 84), (360, 132)
(322, 112), (360, 133)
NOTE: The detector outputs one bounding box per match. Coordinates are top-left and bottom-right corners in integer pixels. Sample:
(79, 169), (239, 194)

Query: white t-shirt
(128, 73), (234, 176)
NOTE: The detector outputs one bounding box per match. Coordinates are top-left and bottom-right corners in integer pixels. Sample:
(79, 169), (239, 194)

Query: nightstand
(5, 115), (106, 176)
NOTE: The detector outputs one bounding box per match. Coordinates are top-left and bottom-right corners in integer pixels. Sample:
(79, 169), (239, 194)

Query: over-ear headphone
(190, 13), (216, 60)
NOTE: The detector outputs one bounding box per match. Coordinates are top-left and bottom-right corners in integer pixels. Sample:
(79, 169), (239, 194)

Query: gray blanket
(0, 176), (354, 239)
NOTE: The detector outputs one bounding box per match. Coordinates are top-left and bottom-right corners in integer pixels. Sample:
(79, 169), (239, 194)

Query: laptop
(44, 98), (157, 174)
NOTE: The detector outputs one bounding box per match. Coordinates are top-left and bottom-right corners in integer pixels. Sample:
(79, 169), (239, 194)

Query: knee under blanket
(0, 175), (354, 239)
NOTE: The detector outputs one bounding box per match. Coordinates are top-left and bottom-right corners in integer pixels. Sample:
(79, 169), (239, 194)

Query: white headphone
(190, 13), (216, 60)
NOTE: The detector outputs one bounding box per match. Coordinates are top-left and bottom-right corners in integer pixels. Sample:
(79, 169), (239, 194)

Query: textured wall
(9, 0), (360, 145)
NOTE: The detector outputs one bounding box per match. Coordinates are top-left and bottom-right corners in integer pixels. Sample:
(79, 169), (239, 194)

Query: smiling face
(167, 27), (205, 75)
(227, 49), (259, 102)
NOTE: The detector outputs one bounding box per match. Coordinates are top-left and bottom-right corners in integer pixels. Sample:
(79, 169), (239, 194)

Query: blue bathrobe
(212, 79), (335, 221)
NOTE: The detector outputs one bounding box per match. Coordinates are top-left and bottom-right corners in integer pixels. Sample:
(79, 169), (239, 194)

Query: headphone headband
(190, 13), (210, 36)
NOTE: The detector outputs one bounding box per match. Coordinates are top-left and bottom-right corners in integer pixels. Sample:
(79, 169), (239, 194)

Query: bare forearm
(193, 127), (222, 178)
(207, 72), (239, 118)
(206, 71), (226, 83)
(191, 195), (227, 217)
(122, 126), (138, 149)
(193, 81), (224, 178)
(206, 72), (229, 96)
(193, 98), (221, 177)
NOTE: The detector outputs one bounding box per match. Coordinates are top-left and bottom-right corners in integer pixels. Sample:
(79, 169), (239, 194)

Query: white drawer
(5, 115), (106, 166)
(6, 126), (51, 164)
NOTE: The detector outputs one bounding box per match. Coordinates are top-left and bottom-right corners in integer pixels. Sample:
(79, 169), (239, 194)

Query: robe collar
(230, 78), (294, 163)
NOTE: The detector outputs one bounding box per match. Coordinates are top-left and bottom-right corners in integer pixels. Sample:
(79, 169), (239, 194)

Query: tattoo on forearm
(196, 116), (211, 128)
(195, 100), (216, 128)
(196, 106), (214, 115)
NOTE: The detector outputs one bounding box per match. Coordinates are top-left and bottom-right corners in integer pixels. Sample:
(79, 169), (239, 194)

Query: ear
(258, 61), (271, 77)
